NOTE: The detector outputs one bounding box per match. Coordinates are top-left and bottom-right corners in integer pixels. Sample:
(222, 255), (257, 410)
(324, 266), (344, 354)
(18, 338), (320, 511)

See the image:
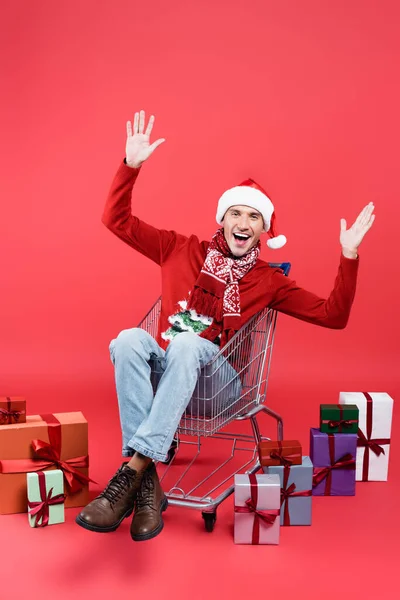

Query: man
(75, 110), (375, 541)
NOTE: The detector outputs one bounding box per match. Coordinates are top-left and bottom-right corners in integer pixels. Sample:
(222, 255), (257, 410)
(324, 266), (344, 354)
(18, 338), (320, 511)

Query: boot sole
(131, 497), (168, 542)
(75, 506), (134, 533)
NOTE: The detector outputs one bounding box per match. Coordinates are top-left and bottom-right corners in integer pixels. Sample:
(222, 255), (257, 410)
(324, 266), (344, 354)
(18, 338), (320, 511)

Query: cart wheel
(165, 439), (178, 465)
(202, 512), (217, 532)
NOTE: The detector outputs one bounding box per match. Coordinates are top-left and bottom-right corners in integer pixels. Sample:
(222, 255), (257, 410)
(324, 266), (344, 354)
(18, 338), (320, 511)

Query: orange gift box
(258, 440), (302, 467)
(0, 397), (26, 425)
(0, 412), (91, 514)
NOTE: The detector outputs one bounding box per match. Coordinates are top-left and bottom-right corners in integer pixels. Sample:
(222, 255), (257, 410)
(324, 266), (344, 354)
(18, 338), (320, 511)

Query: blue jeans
(109, 328), (240, 462)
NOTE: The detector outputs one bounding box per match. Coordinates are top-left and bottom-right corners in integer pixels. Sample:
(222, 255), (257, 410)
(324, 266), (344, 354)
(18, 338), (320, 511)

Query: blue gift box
(264, 456), (313, 526)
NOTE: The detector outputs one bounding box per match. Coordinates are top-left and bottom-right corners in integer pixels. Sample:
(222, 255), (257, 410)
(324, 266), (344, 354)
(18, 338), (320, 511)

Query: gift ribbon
(234, 473), (279, 544)
(0, 413), (96, 493)
(27, 471), (65, 527)
(0, 397), (25, 425)
(280, 465), (312, 526)
(268, 451), (301, 466)
(312, 434), (355, 495)
(324, 419), (357, 431)
(357, 393), (391, 482)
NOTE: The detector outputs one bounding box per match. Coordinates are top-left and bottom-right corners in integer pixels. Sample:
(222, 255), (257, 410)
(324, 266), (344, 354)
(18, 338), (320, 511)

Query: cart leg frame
(159, 405), (283, 531)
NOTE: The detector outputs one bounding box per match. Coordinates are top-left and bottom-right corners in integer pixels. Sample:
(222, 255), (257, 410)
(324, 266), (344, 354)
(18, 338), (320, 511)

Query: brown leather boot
(75, 463), (144, 533)
(130, 462), (168, 541)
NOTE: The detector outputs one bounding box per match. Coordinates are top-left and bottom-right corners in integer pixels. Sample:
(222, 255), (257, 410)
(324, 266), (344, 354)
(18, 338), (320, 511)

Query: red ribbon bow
(235, 498), (280, 526)
(0, 397), (25, 425)
(269, 451), (300, 466)
(327, 419), (354, 430)
(322, 405), (357, 432)
(267, 440), (301, 466)
(30, 437), (95, 494)
(357, 393), (391, 481)
(312, 434), (355, 495)
(0, 414), (96, 493)
(28, 471), (65, 527)
(0, 408), (23, 424)
(280, 466), (312, 526)
(234, 473), (279, 544)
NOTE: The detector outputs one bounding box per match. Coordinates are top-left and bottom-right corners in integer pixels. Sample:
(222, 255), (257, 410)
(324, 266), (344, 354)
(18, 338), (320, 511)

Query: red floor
(1, 381), (398, 600)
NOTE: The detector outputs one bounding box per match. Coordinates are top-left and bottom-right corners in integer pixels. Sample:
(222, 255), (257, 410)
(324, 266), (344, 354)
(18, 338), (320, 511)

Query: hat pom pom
(266, 234), (287, 249)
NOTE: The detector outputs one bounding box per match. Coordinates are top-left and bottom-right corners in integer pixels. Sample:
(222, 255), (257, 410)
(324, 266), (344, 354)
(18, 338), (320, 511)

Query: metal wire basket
(148, 303), (277, 436)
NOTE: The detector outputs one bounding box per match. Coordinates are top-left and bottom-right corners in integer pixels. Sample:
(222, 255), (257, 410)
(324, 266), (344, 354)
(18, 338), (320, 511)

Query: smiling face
(222, 205), (265, 257)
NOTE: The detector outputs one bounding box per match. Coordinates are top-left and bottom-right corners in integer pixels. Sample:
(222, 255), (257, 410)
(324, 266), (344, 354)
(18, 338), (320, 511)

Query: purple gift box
(310, 428), (357, 496)
(234, 473), (280, 545)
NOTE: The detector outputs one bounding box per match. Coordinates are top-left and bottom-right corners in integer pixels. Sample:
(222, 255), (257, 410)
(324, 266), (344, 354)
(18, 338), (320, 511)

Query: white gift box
(234, 473), (280, 544)
(339, 392), (393, 481)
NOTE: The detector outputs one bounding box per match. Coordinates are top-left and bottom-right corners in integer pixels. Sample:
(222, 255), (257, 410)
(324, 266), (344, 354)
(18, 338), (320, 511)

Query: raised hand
(340, 202), (375, 256)
(125, 110), (166, 168)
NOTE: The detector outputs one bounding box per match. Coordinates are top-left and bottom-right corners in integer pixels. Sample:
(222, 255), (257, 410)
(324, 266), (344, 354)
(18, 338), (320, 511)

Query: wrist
(341, 247), (358, 259)
(124, 157), (143, 169)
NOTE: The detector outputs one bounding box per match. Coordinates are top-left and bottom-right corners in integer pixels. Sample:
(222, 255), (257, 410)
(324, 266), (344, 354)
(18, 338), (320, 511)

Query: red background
(0, 1), (399, 599)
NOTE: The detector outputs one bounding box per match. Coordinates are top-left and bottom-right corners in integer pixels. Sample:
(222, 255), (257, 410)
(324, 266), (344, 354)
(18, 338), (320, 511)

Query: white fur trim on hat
(216, 186), (274, 229)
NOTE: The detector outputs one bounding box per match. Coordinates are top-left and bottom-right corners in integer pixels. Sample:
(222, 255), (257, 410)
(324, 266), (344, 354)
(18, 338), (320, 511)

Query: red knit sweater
(102, 161), (359, 350)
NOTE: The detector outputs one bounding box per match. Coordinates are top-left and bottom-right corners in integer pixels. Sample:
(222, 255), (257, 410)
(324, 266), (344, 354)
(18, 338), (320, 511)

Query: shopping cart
(138, 261), (291, 532)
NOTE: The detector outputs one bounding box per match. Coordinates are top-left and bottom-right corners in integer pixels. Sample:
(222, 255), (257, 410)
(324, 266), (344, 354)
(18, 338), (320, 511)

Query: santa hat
(216, 178), (287, 249)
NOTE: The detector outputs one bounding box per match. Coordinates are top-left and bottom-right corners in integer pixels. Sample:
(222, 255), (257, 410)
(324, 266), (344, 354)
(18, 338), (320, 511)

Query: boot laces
(100, 467), (135, 505)
(136, 470), (155, 510)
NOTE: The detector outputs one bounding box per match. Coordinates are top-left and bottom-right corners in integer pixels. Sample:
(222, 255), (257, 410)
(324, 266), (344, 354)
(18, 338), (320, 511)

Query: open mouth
(233, 233), (251, 243)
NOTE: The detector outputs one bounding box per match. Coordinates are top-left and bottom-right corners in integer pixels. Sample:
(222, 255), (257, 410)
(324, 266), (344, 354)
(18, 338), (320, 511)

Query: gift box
(310, 428), (356, 496)
(258, 440), (302, 467)
(27, 470), (65, 527)
(264, 457), (313, 526)
(320, 404), (359, 434)
(339, 392), (393, 481)
(0, 412), (93, 514)
(0, 397), (26, 425)
(234, 473), (280, 544)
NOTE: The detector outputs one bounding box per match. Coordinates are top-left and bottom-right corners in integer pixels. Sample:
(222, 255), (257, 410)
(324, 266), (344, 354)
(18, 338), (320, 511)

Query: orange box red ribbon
(0, 412), (92, 514)
(258, 439), (302, 467)
(0, 397), (26, 425)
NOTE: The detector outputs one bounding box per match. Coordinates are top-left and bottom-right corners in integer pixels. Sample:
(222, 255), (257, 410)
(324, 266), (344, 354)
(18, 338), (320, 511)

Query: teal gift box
(27, 470), (65, 527)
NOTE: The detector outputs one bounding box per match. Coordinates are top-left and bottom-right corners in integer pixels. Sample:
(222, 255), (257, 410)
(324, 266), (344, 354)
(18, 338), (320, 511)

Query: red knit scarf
(187, 228), (260, 346)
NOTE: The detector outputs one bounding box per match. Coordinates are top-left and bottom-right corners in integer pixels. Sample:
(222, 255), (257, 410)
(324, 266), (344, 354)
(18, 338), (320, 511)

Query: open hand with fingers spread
(125, 110), (166, 169)
(340, 202), (376, 258)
